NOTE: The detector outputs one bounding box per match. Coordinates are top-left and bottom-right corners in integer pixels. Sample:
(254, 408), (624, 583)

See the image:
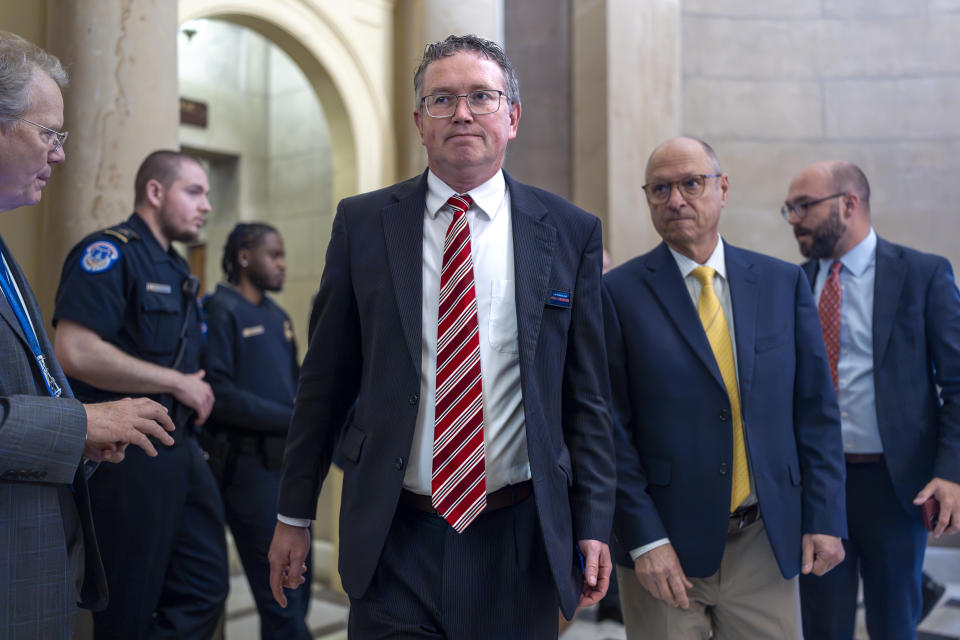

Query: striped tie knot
(447, 194), (473, 215)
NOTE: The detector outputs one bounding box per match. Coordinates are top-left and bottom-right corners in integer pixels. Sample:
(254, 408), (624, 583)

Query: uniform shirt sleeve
(53, 237), (127, 339)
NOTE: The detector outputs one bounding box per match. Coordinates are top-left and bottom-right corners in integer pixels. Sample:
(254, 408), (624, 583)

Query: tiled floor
(224, 546), (960, 639)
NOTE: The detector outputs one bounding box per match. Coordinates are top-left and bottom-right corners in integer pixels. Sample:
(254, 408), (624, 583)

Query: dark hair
(134, 150), (202, 205)
(0, 30), (67, 127)
(413, 34), (520, 108)
(222, 222), (279, 284)
(831, 161), (871, 208)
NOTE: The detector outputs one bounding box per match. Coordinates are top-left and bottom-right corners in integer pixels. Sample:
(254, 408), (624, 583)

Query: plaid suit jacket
(0, 234), (107, 638)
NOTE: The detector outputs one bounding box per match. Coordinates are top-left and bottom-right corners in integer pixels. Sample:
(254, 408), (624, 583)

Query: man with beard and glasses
(784, 160), (960, 639)
(53, 151), (228, 639)
(201, 223), (311, 639)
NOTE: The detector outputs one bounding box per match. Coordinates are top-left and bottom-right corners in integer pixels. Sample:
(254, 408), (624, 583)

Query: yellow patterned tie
(691, 266), (751, 512)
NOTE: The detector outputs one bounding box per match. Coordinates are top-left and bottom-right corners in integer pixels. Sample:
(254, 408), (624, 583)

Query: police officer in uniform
(202, 222), (311, 639)
(52, 150), (228, 639)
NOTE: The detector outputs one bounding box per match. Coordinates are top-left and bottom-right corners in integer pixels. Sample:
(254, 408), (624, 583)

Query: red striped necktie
(432, 194), (487, 532)
(818, 260), (843, 393)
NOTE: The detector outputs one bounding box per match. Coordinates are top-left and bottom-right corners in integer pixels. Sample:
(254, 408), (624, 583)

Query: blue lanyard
(0, 255), (61, 397)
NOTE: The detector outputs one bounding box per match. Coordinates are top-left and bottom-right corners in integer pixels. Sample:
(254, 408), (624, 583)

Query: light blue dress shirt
(813, 228), (883, 454)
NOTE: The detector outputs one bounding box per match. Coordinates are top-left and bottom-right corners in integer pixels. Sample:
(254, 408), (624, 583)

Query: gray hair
(0, 31), (67, 127)
(413, 34), (520, 109)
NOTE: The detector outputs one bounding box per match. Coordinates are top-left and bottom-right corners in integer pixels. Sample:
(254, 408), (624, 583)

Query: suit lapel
(381, 173), (428, 374)
(505, 174), (555, 368)
(873, 237), (905, 366)
(801, 259), (818, 291)
(0, 237), (32, 350)
(725, 243), (759, 410)
(643, 243), (726, 390)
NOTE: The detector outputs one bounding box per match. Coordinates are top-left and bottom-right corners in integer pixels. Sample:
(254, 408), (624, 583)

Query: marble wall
(681, 0), (960, 269)
(177, 19), (334, 353)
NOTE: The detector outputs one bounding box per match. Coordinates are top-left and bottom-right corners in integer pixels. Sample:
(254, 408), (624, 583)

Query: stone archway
(179, 0), (397, 200)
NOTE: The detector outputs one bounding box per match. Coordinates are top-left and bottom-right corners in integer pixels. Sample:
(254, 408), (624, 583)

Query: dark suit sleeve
(791, 267), (847, 537)
(925, 259), (960, 483)
(602, 282), (668, 552)
(562, 219), (616, 542)
(0, 394), (86, 484)
(277, 204), (363, 519)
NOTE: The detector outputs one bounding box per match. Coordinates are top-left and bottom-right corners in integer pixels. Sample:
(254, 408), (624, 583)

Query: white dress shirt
(404, 169), (530, 494)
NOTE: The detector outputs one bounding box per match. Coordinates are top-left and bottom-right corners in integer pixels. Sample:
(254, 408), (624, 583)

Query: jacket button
(719, 409), (730, 421)
(719, 463), (729, 475)
(409, 393), (419, 405)
(395, 457), (404, 470)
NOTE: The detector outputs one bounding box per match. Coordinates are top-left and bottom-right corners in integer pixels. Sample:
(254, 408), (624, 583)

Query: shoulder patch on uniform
(103, 227), (139, 244)
(80, 240), (121, 273)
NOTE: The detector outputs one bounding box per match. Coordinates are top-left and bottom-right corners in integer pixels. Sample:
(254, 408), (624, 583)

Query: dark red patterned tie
(818, 260), (843, 393)
(432, 194), (486, 532)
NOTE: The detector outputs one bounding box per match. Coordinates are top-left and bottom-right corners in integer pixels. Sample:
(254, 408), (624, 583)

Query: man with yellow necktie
(602, 137), (847, 639)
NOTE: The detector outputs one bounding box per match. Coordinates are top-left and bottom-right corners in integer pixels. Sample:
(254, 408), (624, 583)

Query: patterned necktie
(692, 266), (751, 512)
(818, 260), (843, 394)
(432, 194), (487, 532)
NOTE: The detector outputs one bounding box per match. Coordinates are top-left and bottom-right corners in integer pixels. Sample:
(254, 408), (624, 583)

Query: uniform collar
(127, 213), (187, 269)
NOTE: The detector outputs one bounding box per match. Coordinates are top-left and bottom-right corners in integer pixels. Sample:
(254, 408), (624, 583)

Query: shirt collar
(668, 237), (727, 281)
(819, 227), (876, 278)
(425, 169), (506, 221)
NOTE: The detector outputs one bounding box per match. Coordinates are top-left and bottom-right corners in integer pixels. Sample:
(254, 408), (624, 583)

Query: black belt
(845, 453), (883, 464)
(728, 503), (761, 533)
(400, 480), (533, 516)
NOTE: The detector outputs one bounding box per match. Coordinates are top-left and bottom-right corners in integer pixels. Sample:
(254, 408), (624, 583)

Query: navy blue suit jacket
(278, 171), (615, 618)
(801, 237), (960, 511)
(603, 241), (847, 579)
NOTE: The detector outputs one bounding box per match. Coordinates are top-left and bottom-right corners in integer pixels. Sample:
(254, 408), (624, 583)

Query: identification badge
(145, 282), (172, 294)
(242, 325), (265, 338)
(547, 289), (571, 308)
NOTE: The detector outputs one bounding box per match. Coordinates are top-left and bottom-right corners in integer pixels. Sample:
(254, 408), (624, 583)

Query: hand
(173, 369), (215, 426)
(634, 543), (692, 609)
(83, 397), (175, 462)
(268, 521), (310, 607)
(801, 533), (845, 575)
(914, 477), (960, 537)
(577, 539), (612, 607)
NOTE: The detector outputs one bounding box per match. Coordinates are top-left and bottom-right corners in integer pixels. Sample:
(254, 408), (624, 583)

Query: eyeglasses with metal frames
(641, 174), (722, 204)
(17, 117), (68, 152)
(420, 90), (506, 118)
(780, 192), (847, 221)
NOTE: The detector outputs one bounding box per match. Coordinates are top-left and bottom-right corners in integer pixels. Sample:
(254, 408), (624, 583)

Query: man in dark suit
(603, 137), (847, 639)
(0, 31), (174, 638)
(268, 34), (615, 638)
(784, 160), (960, 638)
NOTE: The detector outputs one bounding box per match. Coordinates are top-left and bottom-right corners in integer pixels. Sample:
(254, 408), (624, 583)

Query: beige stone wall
(681, 0), (960, 269)
(177, 19), (334, 351)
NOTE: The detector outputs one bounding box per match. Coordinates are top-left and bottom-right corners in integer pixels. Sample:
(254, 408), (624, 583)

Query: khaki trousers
(618, 519), (802, 640)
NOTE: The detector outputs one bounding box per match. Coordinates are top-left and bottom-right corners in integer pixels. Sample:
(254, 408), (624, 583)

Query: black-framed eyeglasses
(780, 192), (846, 221)
(17, 117), (68, 152)
(420, 90), (506, 118)
(641, 174), (722, 204)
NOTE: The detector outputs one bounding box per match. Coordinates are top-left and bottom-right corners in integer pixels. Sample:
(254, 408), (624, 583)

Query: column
(573, 0), (681, 264)
(41, 0), (179, 309)
(393, 0), (505, 180)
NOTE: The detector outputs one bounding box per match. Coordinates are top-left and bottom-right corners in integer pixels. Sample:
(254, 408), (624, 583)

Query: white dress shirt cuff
(277, 514), (311, 528)
(630, 537), (670, 561)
